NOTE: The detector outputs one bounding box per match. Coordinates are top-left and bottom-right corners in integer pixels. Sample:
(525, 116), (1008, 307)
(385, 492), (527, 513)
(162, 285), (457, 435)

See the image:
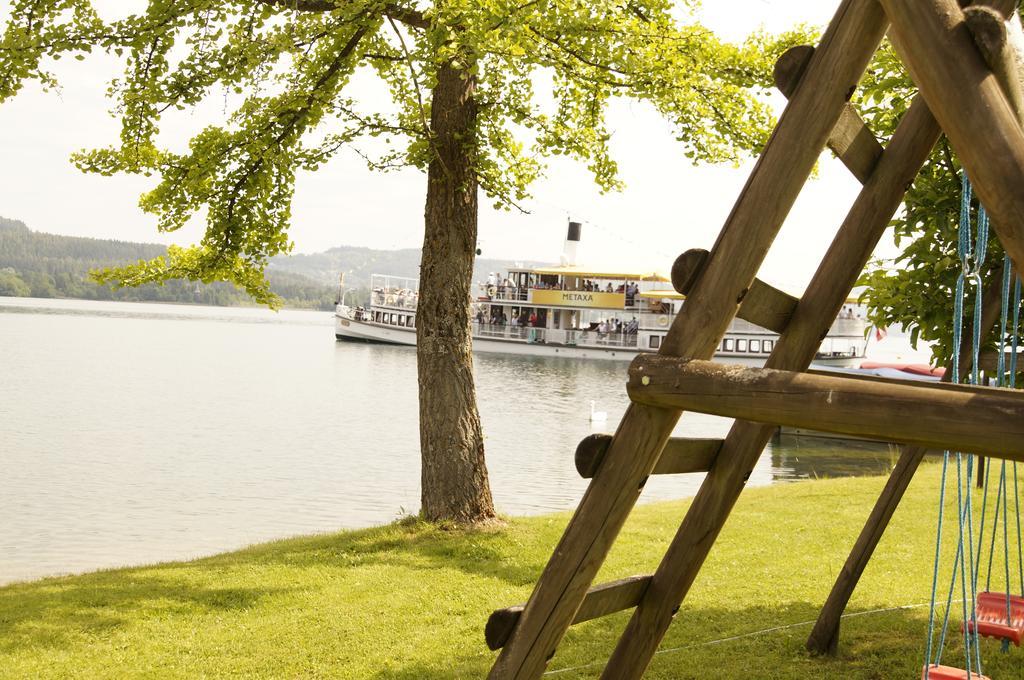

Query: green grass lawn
(3, 462), (1024, 678)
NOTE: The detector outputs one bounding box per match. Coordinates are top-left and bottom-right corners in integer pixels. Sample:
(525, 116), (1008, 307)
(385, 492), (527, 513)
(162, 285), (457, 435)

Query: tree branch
(255, 0), (429, 29)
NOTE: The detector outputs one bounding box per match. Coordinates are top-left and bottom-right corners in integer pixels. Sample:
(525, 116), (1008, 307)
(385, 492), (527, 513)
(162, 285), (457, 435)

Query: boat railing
(482, 287), (642, 309)
(569, 330), (639, 349)
(372, 289), (418, 310)
(828, 317), (867, 336)
(474, 322), (546, 343)
(817, 335), (866, 359)
(484, 288), (529, 302)
(471, 323), (638, 349)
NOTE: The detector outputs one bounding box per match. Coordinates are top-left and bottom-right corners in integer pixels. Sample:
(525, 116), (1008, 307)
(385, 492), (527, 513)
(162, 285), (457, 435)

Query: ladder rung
(575, 434), (721, 479)
(774, 45), (884, 183)
(672, 249), (798, 334)
(485, 575), (651, 651)
(628, 356), (1024, 460)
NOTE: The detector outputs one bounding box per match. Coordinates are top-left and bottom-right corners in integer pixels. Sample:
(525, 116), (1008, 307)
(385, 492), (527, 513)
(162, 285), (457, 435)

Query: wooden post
(807, 262), (1007, 655)
(603, 91), (941, 678)
(882, 0), (1024, 279)
(487, 3), (888, 677)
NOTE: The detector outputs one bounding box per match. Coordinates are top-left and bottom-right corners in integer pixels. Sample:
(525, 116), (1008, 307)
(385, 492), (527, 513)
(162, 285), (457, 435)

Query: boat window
(723, 338), (734, 352)
(749, 339), (761, 353)
(649, 335), (661, 349)
(398, 315), (406, 327)
(736, 339), (748, 353)
(763, 340), (773, 353)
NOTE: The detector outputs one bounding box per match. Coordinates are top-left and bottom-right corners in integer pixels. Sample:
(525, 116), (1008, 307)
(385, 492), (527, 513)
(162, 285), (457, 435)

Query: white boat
(334, 223), (867, 366)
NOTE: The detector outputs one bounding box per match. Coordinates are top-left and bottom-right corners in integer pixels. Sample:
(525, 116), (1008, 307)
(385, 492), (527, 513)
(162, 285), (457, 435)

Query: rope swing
(923, 176), (1024, 680)
(968, 256), (1024, 651)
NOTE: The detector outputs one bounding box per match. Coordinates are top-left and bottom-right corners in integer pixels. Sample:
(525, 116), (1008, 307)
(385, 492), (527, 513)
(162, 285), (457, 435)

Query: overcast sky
(0, 1), (884, 291)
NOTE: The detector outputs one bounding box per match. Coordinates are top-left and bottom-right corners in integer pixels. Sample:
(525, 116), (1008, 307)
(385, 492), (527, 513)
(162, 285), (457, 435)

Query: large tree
(1, 0), (796, 524)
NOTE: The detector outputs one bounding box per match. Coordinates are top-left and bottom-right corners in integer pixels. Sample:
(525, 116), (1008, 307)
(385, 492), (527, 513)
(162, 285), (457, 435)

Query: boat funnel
(561, 221), (582, 266)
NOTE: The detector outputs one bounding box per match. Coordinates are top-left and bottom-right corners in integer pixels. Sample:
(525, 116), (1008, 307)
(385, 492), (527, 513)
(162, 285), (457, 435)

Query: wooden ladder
(485, 1), (1024, 678)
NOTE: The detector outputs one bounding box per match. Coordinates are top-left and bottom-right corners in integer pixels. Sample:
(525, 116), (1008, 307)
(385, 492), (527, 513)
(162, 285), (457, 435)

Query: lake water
(0, 297), (900, 585)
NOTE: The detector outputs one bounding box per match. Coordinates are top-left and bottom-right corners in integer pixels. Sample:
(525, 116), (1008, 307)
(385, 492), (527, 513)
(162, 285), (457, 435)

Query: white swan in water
(589, 400), (607, 423)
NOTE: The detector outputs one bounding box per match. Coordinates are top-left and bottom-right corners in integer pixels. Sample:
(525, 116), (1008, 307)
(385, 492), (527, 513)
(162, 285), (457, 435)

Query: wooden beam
(882, 0), (1024, 280)
(628, 357), (1024, 460)
(671, 249), (797, 334)
(806, 261), (1009, 655)
(604, 90), (942, 679)
(774, 45), (884, 183)
(488, 3), (888, 677)
(575, 434), (721, 479)
(485, 575), (651, 651)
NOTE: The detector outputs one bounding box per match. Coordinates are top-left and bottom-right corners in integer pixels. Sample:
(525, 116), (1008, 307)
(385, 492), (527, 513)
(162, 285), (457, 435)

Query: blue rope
(957, 455), (974, 675)
(926, 450), (951, 675)
(1002, 462), (1012, 654)
(1010, 276), (1024, 598)
(936, 489), (976, 666)
(986, 469), (1003, 591)
(927, 175), (988, 676)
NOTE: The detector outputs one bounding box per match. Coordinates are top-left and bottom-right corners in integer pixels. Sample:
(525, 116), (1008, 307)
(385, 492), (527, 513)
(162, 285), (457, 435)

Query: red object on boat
(921, 664), (990, 680)
(963, 591), (1024, 646)
(860, 361), (946, 377)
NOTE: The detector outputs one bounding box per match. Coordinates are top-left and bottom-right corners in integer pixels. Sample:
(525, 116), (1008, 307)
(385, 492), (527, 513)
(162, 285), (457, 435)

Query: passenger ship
(334, 223), (867, 366)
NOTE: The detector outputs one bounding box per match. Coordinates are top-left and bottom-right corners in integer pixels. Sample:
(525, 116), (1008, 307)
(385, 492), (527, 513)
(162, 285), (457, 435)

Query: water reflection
(770, 434), (900, 480)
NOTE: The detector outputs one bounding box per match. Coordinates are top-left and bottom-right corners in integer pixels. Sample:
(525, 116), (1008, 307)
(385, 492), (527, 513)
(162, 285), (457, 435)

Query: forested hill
(0, 217), (335, 309)
(268, 246), (544, 288)
(0, 216), (543, 309)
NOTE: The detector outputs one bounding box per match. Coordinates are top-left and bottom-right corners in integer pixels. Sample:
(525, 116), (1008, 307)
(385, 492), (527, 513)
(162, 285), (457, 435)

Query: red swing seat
(963, 591), (1024, 646)
(921, 664), (990, 680)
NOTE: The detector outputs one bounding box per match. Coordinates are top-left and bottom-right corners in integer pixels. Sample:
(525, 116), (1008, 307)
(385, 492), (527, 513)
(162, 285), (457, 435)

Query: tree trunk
(417, 60), (496, 525)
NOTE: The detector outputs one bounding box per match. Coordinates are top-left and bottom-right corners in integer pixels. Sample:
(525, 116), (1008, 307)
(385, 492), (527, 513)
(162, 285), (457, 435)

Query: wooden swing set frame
(482, 1), (1024, 677)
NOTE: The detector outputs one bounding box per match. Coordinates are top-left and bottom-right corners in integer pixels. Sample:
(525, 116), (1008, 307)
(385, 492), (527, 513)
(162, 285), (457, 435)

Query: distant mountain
(0, 217), (335, 309)
(0, 216), (548, 308)
(0, 216), (30, 233)
(269, 245), (546, 288)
